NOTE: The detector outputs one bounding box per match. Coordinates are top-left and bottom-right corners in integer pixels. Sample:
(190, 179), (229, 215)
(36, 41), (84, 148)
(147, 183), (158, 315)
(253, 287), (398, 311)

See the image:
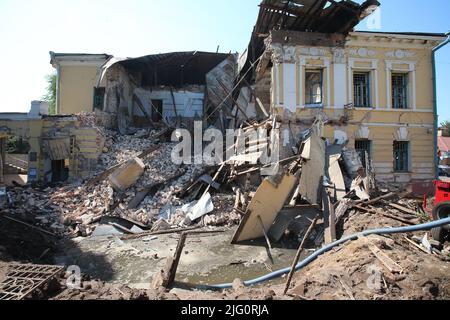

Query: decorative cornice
(385, 49), (416, 59)
(348, 47), (377, 58)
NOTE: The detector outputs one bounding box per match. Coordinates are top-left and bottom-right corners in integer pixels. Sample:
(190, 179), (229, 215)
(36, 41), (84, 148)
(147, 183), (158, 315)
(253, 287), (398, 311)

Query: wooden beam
(257, 215), (273, 250)
(388, 203), (418, 216)
(284, 214), (320, 295)
(323, 189), (336, 244)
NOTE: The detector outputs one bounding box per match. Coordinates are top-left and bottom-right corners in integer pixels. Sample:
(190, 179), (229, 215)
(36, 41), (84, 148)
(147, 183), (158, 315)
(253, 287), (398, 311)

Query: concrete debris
(1, 113), (449, 301)
(108, 158), (145, 191)
(182, 193), (214, 222)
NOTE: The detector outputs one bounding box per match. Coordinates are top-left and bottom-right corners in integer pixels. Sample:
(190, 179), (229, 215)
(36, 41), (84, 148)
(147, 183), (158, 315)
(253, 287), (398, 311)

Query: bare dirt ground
(2, 202), (449, 300)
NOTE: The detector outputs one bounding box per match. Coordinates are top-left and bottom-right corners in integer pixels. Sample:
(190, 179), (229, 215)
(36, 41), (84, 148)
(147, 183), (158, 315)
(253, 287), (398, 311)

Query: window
(305, 70), (323, 105)
(150, 99), (163, 123)
(353, 72), (371, 108)
(355, 140), (372, 167)
(393, 141), (409, 172)
(29, 152), (37, 162)
(392, 74), (408, 109)
(93, 87), (106, 111)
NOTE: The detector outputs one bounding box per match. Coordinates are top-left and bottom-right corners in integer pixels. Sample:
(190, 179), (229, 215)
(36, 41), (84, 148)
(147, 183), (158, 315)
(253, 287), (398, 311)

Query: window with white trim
(353, 72), (371, 108)
(355, 139), (372, 167)
(393, 141), (409, 172)
(305, 70), (323, 106)
(392, 73), (409, 109)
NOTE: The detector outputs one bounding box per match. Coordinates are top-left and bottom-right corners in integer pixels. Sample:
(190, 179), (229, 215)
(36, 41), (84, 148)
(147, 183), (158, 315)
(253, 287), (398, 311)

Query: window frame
(393, 140), (410, 173)
(355, 139), (372, 167)
(353, 72), (372, 108)
(305, 69), (324, 107)
(391, 73), (409, 110)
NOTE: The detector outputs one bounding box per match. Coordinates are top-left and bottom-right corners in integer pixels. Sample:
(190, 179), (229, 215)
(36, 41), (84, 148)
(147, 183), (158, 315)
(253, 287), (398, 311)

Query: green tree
(42, 73), (57, 115)
(441, 121), (450, 136)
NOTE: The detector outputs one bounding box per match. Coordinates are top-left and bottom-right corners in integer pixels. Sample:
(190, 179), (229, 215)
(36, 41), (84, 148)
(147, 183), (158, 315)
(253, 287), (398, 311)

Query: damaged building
(232, 0), (446, 191)
(1, 0), (450, 302)
(99, 52), (236, 133)
(0, 103), (104, 185)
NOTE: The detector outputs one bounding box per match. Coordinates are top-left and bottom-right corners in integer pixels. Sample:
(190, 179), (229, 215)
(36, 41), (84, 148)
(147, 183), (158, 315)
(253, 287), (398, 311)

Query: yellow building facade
(0, 115), (103, 183)
(268, 31), (447, 185)
(50, 52), (111, 115)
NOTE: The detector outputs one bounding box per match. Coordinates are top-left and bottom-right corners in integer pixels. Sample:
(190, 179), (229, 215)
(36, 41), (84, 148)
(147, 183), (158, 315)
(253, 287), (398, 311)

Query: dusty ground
(1, 201), (450, 300)
(0, 216), (57, 264)
(53, 229), (297, 288)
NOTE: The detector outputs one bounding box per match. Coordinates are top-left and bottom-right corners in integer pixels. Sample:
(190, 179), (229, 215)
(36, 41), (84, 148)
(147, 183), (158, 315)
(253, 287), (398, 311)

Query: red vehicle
(428, 180), (450, 243)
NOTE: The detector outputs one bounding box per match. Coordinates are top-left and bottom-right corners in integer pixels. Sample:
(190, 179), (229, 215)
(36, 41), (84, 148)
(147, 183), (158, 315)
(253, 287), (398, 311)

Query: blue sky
(0, 0), (448, 121)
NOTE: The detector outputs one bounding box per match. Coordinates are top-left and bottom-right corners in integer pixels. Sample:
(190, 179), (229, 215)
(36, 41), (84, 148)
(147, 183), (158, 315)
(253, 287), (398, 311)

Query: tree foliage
(42, 73), (57, 115)
(441, 121), (450, 136)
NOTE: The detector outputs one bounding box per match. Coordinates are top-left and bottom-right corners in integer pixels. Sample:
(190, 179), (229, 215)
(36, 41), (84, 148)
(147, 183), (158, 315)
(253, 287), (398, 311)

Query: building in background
(236, 0), (447, 187)
(0, 102), (104, 185)
(50, 52), (112, 115)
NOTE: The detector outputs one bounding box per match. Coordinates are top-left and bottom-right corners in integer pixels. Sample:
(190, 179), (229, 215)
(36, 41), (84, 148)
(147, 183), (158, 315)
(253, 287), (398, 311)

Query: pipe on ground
(198, 217), (450, 290)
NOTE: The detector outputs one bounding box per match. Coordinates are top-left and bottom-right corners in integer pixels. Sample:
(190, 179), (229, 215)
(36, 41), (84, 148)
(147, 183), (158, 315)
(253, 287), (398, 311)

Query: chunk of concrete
(108, 157), (145, 191)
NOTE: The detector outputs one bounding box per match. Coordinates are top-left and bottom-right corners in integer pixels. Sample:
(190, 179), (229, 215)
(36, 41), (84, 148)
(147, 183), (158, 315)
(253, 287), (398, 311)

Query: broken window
(150, 100), (163, 123)
(305, 70), (323, 106)
(393, 141), (409, 172)
(93, 87), (106, 111)
(353, 72), (371, 108)
(392, 74), (408, 109)
(355, 139), (372, 168)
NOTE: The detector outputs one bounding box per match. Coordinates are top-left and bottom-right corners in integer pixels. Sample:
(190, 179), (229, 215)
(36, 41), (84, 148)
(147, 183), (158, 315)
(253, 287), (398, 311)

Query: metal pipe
(198, 217), (450, 290)
(433, 32), (450, 179)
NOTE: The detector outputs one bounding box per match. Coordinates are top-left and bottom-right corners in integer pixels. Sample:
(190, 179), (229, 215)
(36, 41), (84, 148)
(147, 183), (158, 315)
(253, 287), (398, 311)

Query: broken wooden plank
(166, 232), (188, 287)
(367, 242), (404, 274)
(335, 199), (353, 224)
(354, 205), (418, 226)
(198, 175), (221, 190)
(283, 214), (320, 295)
(257, 215), (272, 250)
(255, 97), (269, 118)
(1, 216), (57, 237)
(339, 276), (356, 300)
(323, 189), (336, 244)
(120, 226), (201, 240)
(387, 203), (418, 216)
(404, 237), (431, 254)
(355, 192), (396, 206)
(201, 163), (225, 198)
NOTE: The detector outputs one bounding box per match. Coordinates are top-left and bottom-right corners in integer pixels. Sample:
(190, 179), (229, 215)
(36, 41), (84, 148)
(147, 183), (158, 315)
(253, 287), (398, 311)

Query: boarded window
(355, 140), (372, 167)
(394, 141), (409, 172)
(305, 70), (323, 105)
(353, 72), (371, 108)
(392, 74), (408, 109)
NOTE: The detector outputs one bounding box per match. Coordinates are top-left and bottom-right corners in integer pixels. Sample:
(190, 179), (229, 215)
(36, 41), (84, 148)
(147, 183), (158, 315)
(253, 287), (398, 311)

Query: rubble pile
(1, 112), (449, 301)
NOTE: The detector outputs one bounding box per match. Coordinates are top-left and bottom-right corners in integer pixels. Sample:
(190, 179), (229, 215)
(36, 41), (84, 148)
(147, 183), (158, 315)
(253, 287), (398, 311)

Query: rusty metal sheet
(0, 263), (64, 300)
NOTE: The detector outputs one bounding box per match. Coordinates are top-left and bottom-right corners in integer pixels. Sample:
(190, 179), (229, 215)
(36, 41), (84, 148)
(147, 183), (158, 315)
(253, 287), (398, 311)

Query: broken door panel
(232, 171), (300, 243)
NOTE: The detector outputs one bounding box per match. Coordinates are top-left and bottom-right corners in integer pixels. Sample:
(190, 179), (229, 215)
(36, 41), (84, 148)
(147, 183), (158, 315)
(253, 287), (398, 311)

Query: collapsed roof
(115, 51), (231, 88)
(241, 0), (380, 77)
